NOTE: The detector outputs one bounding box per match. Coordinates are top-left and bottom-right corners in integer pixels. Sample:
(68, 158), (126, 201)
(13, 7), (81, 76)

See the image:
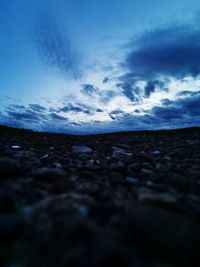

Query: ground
(0, 125), (200, 267)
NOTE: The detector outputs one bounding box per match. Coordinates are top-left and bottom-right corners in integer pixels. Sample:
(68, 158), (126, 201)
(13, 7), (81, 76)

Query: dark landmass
(0, 125), (200, 267)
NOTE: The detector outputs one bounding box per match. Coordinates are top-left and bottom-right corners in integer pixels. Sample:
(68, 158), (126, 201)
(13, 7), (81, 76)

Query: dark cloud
(151, 94), (200, 120)
(161, 99), (173, 106)
(125, 24), (200, 79)
(176, 90), (200, 97)
(180, 94), (200, 116)
(5, 104), (48, 123)
(151, 106), (184, 120)
(117, 82), (140, 102)
(29, 104), (47, 112)
(144, 80), (169, 98)
(110, 109), (124, 115)
(81, 84), (99, 96)
(7, 110), (41, 121)
(102, 77), (110, 84)
(7, 105), (26, 111)
(112, 94), (200, 131)
(50, 113), (67, 121)
(134, 109), (140, 113)
(59, 103), (91, 114)
(144, 80), (155, 98)
(100, 90), (117, 104)
(96, 108), (103, 113)
(81, 84), (117, 104)
(33, 14), (79, 77)
(109, 109), (125, 121)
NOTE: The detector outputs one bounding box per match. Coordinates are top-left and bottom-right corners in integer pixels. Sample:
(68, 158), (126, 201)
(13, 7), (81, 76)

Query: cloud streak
(32, 14), (80, 78)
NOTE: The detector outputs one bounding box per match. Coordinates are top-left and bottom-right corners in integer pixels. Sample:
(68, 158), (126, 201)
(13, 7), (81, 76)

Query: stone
(112, 147), (133, 158)
(155, 162), (168, 172)
(137, 187), (178, 206)
(72, 146), (92, 153)
(125, 177), (139, 185)
(40, 154), (49, 160)
(11, 145), (21, 149)
(141, 168), (154, 176)
(152, 150), (161, 156)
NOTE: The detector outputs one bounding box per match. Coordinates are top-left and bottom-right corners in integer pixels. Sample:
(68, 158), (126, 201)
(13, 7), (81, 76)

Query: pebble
(125, 176), (139, 185)
(72, 146), (92, 153)
(112, 147), (133, 157)
(141, 168), (154, 175)
(155, 162), (168, 172)
(40, 154), (49, 160)
(11, 145), (21, 149)
(137, 187), (178, 206)
(152, 150), (161, 156)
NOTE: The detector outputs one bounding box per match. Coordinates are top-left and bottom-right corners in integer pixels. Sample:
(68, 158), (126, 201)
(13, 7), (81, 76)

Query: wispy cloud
(32, 14), (81, 78)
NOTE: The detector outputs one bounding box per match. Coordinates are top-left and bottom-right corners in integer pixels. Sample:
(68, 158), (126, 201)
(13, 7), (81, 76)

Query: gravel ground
(0, 125), (200, 267)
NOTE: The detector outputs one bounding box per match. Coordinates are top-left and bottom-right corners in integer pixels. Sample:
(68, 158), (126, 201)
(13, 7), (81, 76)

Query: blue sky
(0, 0), (200, 133)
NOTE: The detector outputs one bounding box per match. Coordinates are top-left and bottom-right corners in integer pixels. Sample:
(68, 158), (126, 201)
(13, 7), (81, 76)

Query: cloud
(109, 109), (125, 121)
(100, 90), (118, 104)
(81, 83), (118, 104)
(108, 93), (200, 132)
(144, 80), (155, 98)
(1, 94), (199, 134)
(125, 23), (200, 79)
(81, 84), (99, 96)
(50, 113), (67, 121)
(32, 14), (80, 77)
(150, 94), (200, 120)
(7, 110), (42, 121)
(161, 99), (173, 106)
(59, 103), (91, 114)
(176, 90), (200, 97)
(102, 77), (110, 84)
(110, 109), (124, 115)
(116, 82), (141, 102)
(4, 104), (48, 123)
(29, 104), (47, 112)
(96, 108), (103, 112)
(7, 105), (26, 111)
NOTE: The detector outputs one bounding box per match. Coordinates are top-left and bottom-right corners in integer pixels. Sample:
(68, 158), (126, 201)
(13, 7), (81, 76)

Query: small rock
(40, 154), (49, 160)
(156, 162), (168, 172)
(125, 177), (139, 185)
(11, 145), (21, 149)
(137, 188), (178, 206)
(85, 159), (101, 169)
(87, 159), (101, 166)
(112, 147), (133, 157)
(72, 146), (92, 153)
(141, 168), (154, 176)
(53, 162), (62, 168)
(114, 144), (132, 150)
(152, 151), (161, 156)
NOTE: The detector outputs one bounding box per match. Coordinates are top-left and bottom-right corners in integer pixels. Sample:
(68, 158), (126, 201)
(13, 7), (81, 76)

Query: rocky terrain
(0, 125), (200, 267)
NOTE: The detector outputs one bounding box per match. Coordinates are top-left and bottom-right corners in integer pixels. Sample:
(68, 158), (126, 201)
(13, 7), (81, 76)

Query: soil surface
(0, 125), (200, 267)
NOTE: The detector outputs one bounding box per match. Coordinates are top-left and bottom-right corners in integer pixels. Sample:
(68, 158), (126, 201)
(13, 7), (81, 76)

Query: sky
(0, 0), (200, 134)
